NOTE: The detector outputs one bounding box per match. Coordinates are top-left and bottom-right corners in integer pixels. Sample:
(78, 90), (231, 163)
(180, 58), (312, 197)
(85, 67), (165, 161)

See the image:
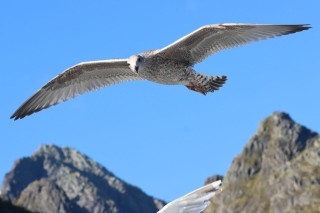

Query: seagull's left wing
(11, 59), (142, 120)
(157, 24), (310, 65)
(157, 180), (222, 213)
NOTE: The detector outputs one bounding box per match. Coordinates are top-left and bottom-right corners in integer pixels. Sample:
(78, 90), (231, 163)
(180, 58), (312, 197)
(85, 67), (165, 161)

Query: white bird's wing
(157, 24), (310, 65)
(158, 180), (222, 213)
(11, 59), (142, 120)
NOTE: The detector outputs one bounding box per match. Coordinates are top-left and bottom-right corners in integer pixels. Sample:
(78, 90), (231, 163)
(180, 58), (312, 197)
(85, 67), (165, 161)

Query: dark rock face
(0, 198), (35, 213)
(206, 112), (320, 213)
(1, 145), (165, 213)
(204, 175), (224, 185)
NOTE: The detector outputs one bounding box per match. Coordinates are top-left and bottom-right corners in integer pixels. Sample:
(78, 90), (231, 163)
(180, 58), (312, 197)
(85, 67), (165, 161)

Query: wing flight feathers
(158, 24), (310, 65)
(11, 59), (142, 120)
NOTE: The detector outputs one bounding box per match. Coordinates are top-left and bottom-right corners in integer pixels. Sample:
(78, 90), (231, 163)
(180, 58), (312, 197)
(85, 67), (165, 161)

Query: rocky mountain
(1, 144), (165, 213)
(2, 112), (320, 213)
(206, 112), (320, 213)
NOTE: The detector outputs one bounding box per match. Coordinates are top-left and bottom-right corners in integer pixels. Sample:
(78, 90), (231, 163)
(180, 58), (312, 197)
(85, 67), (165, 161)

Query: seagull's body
(11, 23), (310, 120)
(157, 180), (222, 213)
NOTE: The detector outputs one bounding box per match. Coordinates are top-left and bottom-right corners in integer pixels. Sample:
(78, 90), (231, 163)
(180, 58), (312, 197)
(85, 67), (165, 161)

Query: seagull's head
(128, 55), (144, 73)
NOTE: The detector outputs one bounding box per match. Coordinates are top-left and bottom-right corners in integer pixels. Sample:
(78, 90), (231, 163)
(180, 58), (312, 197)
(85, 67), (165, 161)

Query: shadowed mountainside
(0, 197), (35, 213)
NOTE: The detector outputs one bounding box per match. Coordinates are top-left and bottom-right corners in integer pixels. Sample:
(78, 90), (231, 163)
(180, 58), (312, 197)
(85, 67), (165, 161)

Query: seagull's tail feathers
(186, 73), (227, 95)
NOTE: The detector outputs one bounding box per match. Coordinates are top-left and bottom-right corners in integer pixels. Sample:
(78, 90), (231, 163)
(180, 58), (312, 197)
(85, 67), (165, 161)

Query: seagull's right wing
(11, 59), (142, 120)
(157, 24), (310, 65)
(158, 180), (222, 213)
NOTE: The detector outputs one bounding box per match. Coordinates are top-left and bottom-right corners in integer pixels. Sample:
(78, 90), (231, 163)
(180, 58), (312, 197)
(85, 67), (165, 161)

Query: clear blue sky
(1, 0), (319, 202)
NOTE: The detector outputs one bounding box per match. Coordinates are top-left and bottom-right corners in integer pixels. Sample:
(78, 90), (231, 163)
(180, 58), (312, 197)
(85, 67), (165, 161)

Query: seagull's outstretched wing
(158, 180), (222, 213)
(11, 59), (142, 120)
(158, 24), (310, 65)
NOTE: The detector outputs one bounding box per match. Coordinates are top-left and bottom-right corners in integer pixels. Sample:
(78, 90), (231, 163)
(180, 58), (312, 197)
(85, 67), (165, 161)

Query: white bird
(11, 23), (310, 120)
(157, 180), (222, 213)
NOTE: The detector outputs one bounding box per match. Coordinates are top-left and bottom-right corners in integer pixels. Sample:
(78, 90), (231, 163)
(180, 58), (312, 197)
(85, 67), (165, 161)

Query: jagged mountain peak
(257, 111), (317, 142)
(35, 144), (113, 177)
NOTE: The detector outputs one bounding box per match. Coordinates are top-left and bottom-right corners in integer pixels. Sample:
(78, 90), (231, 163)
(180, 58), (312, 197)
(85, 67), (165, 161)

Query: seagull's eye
(137, 56), (142, 62)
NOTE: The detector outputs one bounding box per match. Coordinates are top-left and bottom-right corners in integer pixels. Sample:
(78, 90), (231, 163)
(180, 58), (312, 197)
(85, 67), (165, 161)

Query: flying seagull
(11, 23), (310, 120)
(157, 180), (222, 213)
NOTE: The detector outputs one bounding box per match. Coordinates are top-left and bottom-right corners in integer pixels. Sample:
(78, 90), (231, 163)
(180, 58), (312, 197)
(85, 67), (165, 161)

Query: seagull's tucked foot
(186, 84), (207, 95)
(186, 74), (227, 95)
